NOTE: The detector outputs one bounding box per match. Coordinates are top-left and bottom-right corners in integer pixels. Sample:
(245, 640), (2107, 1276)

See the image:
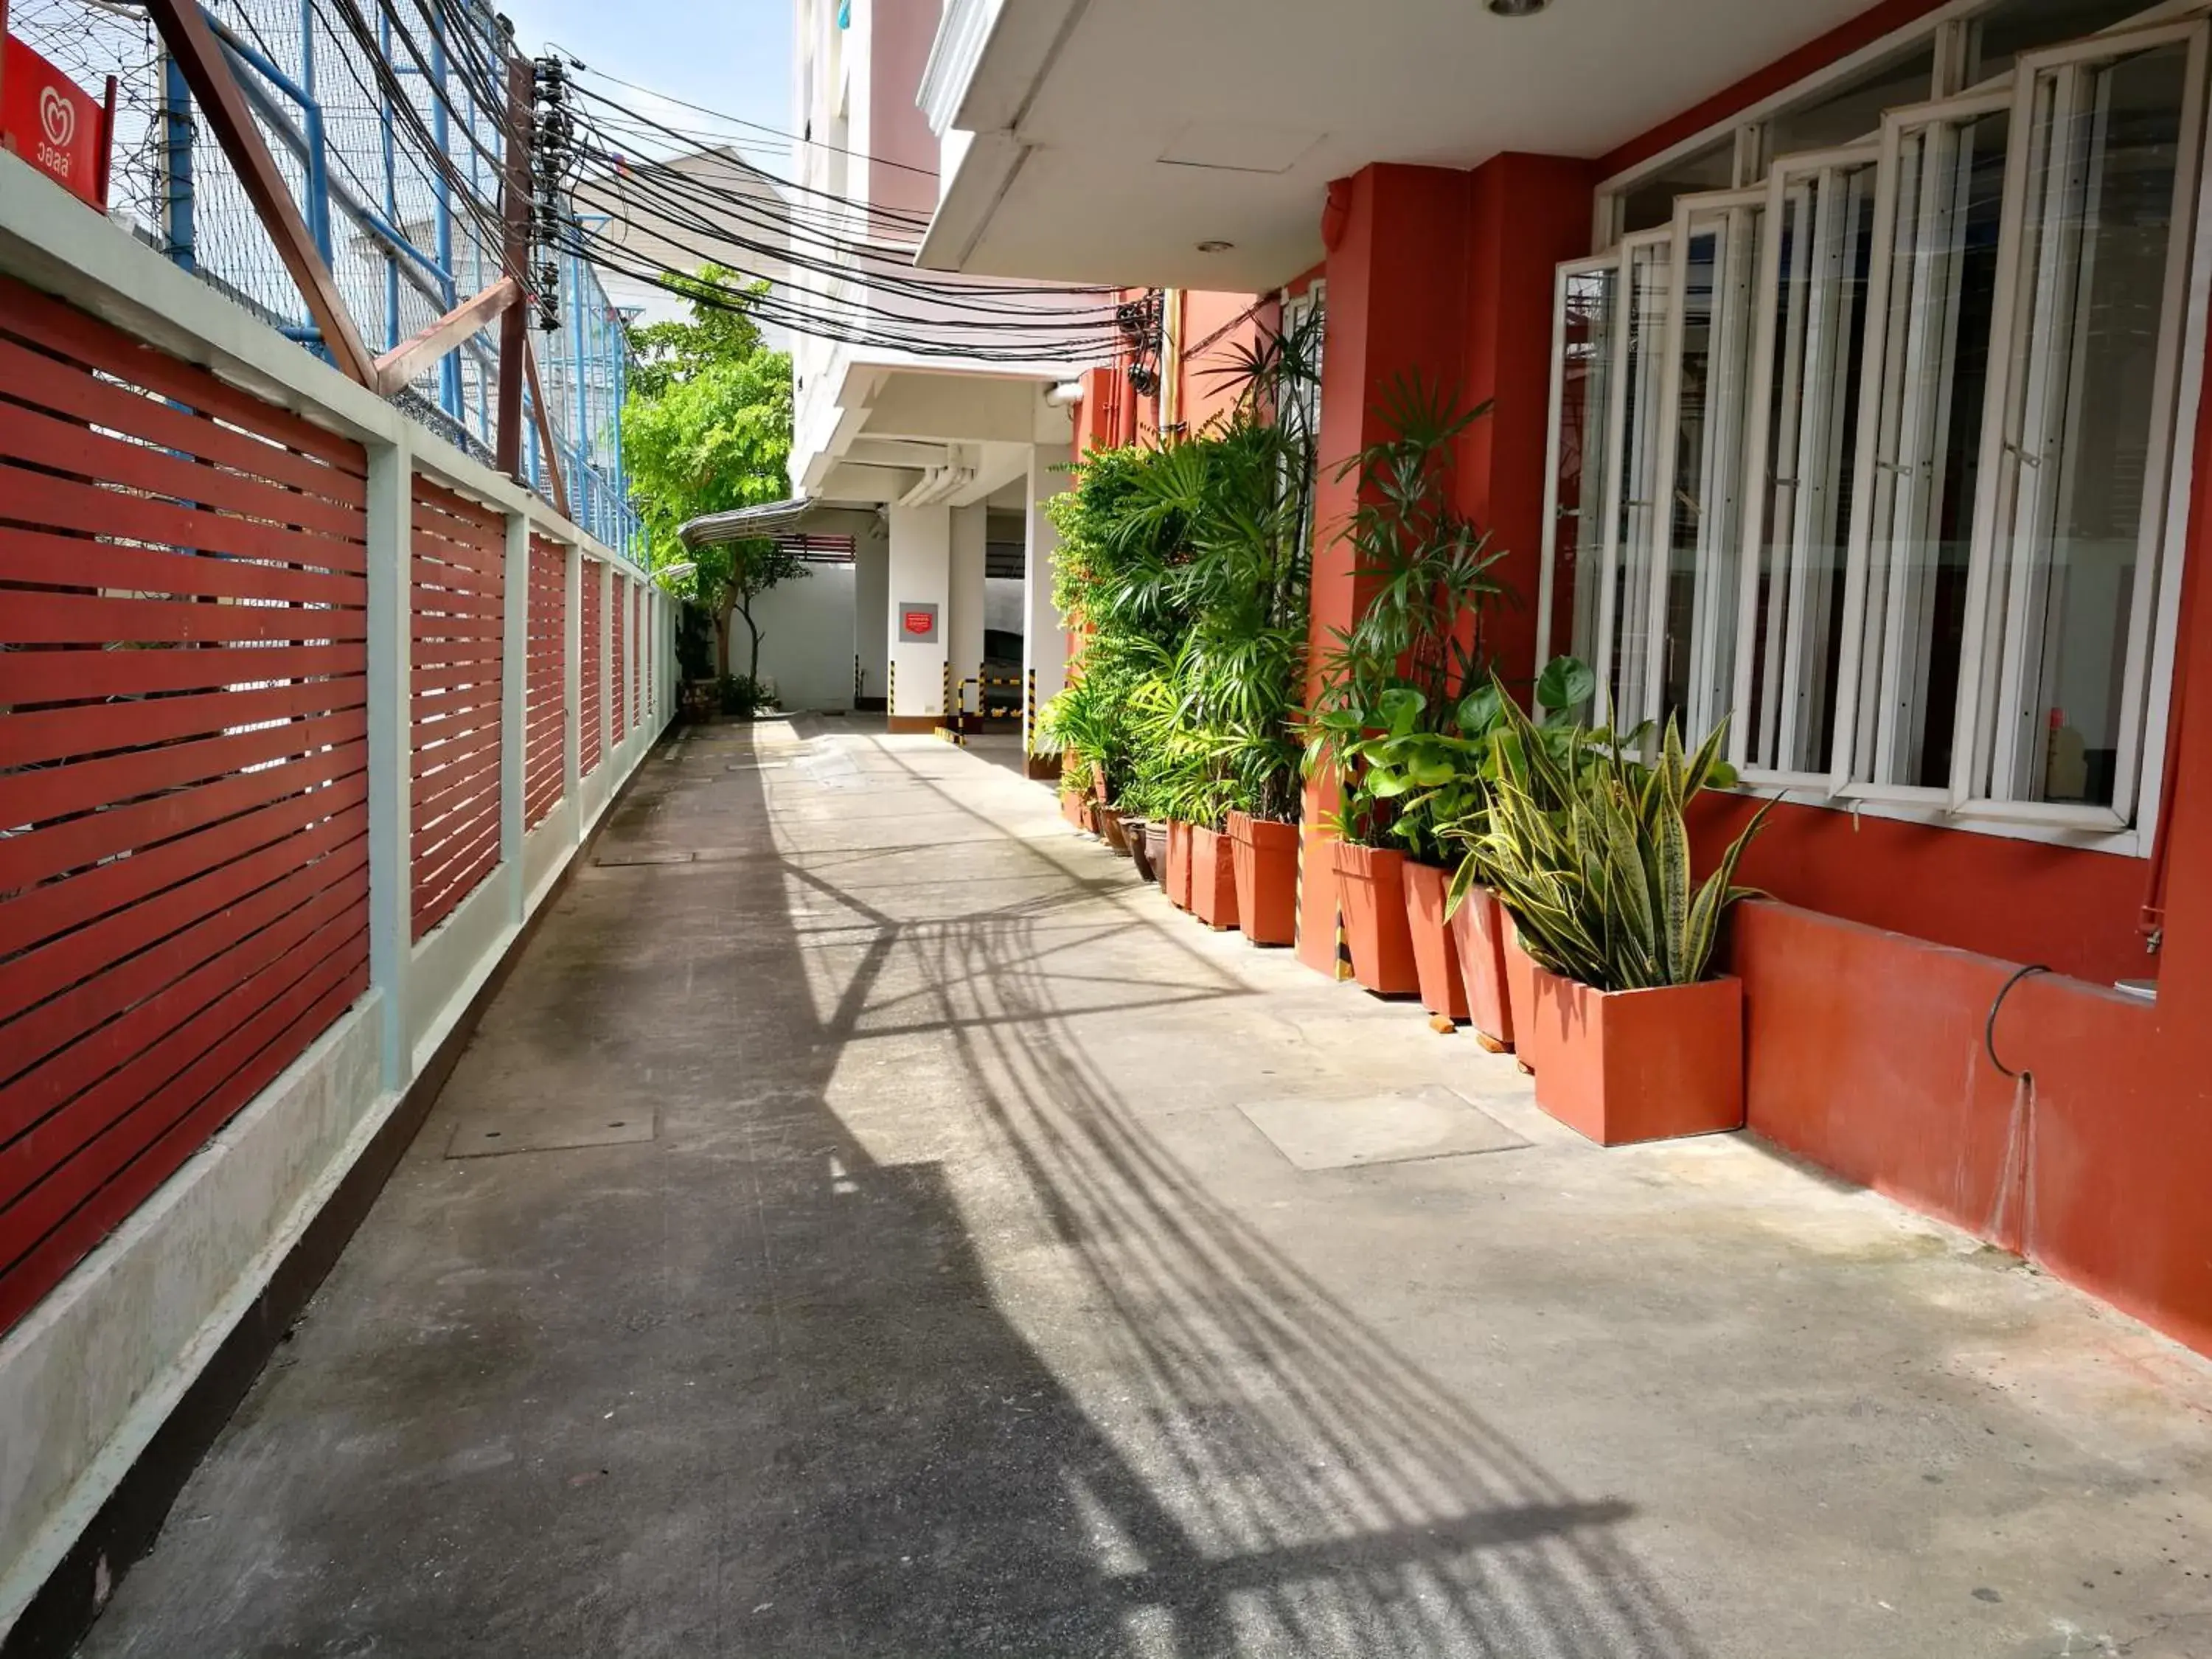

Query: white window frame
(1825, 87), (2017, 806)
(1535, 256), (1619, 668)
(1556, 0), (2212, 856)
(1649, 186), (1766, 737)
(1729, 142), (1883, 787)
(1590, 229), (1676, 733)
(1948, 19), (2210, 830)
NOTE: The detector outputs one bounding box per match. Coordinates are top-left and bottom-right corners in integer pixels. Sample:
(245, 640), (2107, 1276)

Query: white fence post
(501, 512), (529, 923)
(563, 541), (582, 821)
(600, 560), (615, 781)
(365, 436), (414, 1090)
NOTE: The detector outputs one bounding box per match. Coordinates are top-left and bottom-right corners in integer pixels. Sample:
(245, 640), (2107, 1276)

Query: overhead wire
(305, 0), (1144, 365)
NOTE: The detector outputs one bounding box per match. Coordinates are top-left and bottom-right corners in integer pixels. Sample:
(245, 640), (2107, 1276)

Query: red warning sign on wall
(1, 30), (113, 212)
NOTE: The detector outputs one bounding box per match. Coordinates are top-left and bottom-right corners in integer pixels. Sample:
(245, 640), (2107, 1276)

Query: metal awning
(677, 497), (821, 549)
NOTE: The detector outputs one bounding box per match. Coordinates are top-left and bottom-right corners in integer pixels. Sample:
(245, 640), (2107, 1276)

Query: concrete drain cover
(445, 1107), (658, 1158)
(594, 851), (694, 866)
(1237, 1087), (1527, 1171)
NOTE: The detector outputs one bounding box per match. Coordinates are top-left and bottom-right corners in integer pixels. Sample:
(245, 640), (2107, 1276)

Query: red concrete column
(1459, 153), (1596, 691)
(1298, 163), (1473, 970)
(1295, 157), (1590, 973)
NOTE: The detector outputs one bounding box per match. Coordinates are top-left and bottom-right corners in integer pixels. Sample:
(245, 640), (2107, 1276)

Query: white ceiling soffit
(918, 0), (1891, 291)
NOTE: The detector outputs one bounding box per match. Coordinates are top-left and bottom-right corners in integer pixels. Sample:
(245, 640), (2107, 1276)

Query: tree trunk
(742, 597), (762, 684)
(714, 597), (734, 679)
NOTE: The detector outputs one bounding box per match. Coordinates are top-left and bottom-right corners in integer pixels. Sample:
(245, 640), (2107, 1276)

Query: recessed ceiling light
(1488, 0), (1548, 14)
(1196, 240), (1235, 254)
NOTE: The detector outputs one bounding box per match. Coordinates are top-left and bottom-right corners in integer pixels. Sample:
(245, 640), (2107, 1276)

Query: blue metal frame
(153, 1), (644, 557)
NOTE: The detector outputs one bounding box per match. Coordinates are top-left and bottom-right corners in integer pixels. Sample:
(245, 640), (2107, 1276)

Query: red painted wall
(1178, 290), (1274, 433)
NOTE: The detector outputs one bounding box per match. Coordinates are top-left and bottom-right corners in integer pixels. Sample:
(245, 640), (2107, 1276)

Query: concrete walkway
(77, 720), (2212, 1659)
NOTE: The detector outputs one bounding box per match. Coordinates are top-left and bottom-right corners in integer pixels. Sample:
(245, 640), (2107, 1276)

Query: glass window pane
(1744, 162), (1879, 774)
(1986, 41), (2191, 807)
(1621, 139), (1734, 234)
(1851, 106), (2008, 791)
(1769, 47), (1936, 158)
(1660, 209), (1762, 734)
(1607, 243), (1672, 728)
(1968, 0), (2157, 86)
(1553, 266), (1616, 667)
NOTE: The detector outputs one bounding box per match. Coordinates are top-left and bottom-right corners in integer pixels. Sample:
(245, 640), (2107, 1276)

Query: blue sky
(504, 0), (793, 145)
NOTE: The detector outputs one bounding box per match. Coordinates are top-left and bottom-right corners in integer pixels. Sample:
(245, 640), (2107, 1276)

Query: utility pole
(494, 35), (531, 477)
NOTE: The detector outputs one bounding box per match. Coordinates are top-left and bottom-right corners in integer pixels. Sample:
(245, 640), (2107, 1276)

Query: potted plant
(1306, 378), (1504, 1004)
(1189, 814), (1241, 931)
(1419, 658), (1599, 1051)
(1470, 704), (1768, 1145)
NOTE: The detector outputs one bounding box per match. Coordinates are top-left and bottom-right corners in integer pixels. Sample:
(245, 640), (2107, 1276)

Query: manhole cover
(445, 1107), (659, 1158)
(1237, 1087), (1527, 1171)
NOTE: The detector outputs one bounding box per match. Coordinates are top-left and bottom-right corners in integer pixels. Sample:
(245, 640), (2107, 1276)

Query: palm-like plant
(1307, 375), (1510, 852)
(1461, 695), (1768, 991)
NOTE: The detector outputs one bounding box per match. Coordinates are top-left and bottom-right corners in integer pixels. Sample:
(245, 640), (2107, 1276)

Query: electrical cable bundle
(392, 0), (1142, 366)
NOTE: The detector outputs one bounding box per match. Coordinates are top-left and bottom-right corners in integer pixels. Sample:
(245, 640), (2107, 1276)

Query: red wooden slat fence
(409, 480), (504, 940)
(525, 534), (566, 829)
(613, 578), (629, 745)
(0, 274), (371, 1332)
(580, 562), (604, 776)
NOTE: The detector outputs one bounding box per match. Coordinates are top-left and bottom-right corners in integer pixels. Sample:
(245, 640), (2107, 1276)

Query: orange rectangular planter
(1189, 826), (1240, 931)
(1060, 790), (1085, 830)
(1329, 842), (1419, 996)
(1165, 820), (1194, 911)
(1227, 811), (1298, 947)
(1402, 861), (1468, 1020)
(1523, 963), (1745, 1146)
(1500, 911), (1539, 1072)
(1448, 883), (1514, 1051)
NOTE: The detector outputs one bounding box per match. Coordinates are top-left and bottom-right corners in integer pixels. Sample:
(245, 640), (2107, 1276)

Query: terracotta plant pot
(1329, 842), (1419, 996)
(1084, 799), (1105, 837)
(1227, 811), (1298, 947)
(1501, 912), (1539, 1074)
(1143, 820), (1169, 888)
(1402, 861), (1469, 1021)
(1165, 821), (1194, 911)
(1522, 964), (1745, 1147)
(1099, 806), (1131, 855)
(1125, 818), (1157, 881)
(1448, 883), (1515, 1052)
(1060, 790), (1085, 830)
(1189, 826), (1241, 931)
(1091, 770), (1111, 806)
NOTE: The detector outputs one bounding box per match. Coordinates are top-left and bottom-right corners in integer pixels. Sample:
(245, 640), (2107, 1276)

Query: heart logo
(39, 86), (76, 150)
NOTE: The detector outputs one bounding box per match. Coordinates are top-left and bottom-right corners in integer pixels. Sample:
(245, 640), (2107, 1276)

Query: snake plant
(1458, 695), (1768, 992)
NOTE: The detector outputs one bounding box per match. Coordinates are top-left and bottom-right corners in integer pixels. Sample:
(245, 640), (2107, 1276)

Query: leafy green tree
(623, 267), (804, 681)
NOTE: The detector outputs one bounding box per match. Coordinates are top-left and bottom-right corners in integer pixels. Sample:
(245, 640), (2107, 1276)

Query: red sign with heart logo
(1, 29), (111, 211)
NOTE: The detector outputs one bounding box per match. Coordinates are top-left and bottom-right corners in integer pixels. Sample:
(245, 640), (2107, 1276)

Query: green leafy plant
(1042, 309), (1319, 824)
(716, 673), (779, 720)
(1343, 655), (1596, 865)
(1460, 696), (1767, 991)
(622, 268), (803, 682)
(1306, 375), (1511, 855)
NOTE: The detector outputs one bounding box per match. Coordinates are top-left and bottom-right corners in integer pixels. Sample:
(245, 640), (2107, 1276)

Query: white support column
(1022, 444), (1072, 755)
(501, 513), (529, 922)
(886, 504), (952, 725)
(949, 502), (987, 716)
(563, 541), (582, 810)
(365, 437), (413, 1090)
